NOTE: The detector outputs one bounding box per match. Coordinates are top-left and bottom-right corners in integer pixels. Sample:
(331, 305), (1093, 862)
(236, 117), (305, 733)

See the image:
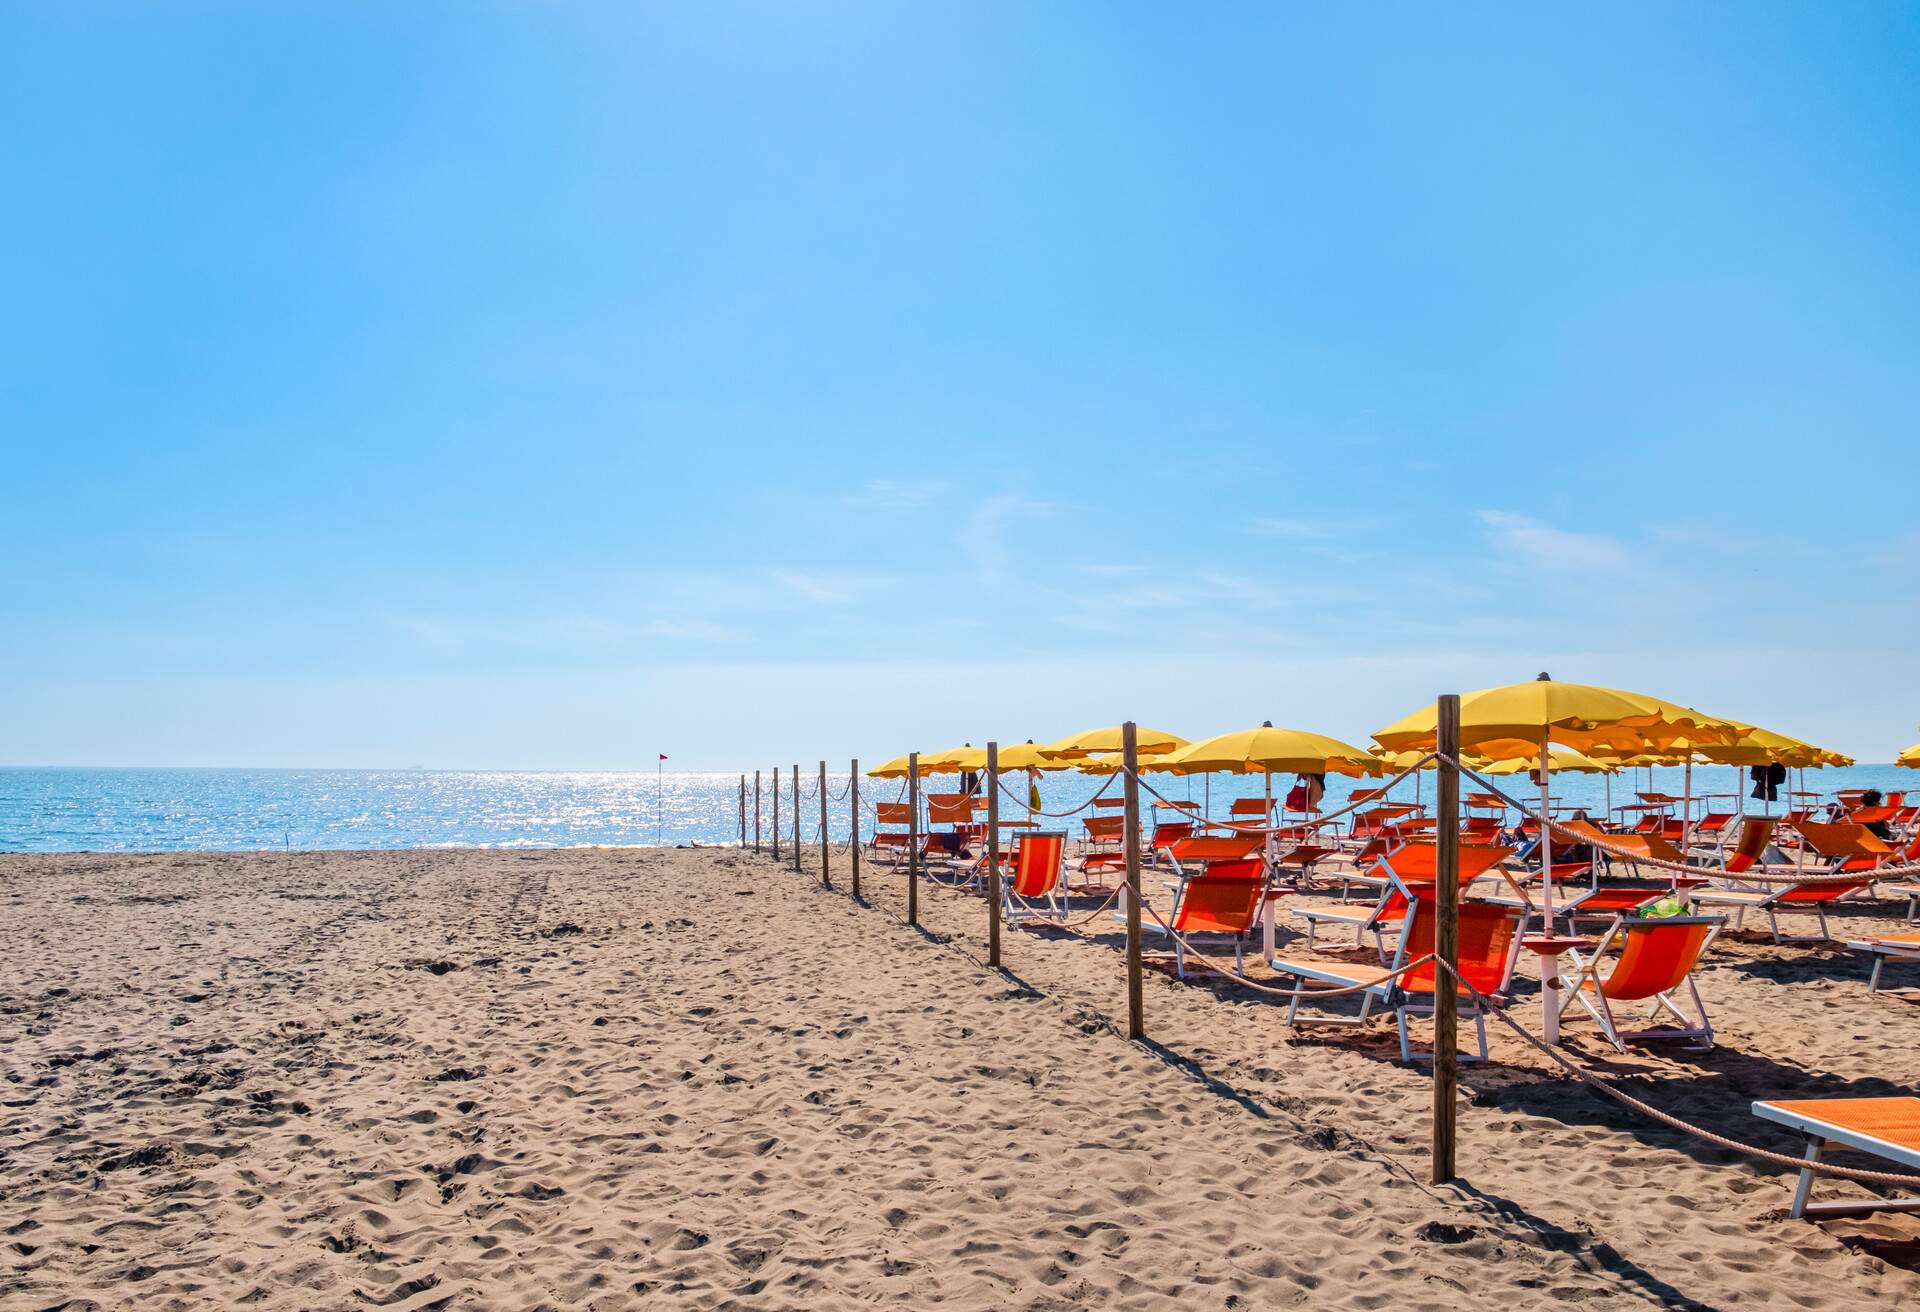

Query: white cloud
(1248, 516), (1333, 539)
(1478, 510), (1631, 574)
(962, 493), (1062, 586)
(845, 479), (947, 510)
(644, 618), (739, 641)
(771, 571), (871, 605)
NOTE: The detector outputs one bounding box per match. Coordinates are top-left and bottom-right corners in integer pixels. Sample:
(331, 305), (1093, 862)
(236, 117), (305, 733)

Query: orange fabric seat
(1274, 893), (1524, 1062)
(1561, 915), (1723, 1049)
(1148, 860), (1273, 979)
(1163, 832), (1264, 873)
(1002, 831), (1068, 921)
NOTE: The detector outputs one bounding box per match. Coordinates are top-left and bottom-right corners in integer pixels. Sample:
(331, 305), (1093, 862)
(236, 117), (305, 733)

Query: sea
(0, 763), (1913, 853)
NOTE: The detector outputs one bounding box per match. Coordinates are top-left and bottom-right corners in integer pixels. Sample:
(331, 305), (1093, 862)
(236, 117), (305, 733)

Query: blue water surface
(0, 763), (1912, 854)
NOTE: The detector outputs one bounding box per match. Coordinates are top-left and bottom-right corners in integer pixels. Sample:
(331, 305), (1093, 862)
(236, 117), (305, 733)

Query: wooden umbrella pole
(1432, 693), (1462, 1185)
(1122, 721), (1145, 1041)
(908, 753), (921, 926)
(987, 741), (1002, 968)
(849, 759), (861, 899)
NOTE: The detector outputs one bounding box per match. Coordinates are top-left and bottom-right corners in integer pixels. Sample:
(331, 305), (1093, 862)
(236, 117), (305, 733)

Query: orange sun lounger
(1144, 858), (1276, 979)
(1694, 822), (1885, 942)
(1274, 893), (1525, 1063)
(1846, 932), (1920, 993)
(1294, 842), (1514, 957)
(1000, 831), (1068, 923)
(1559, 915), (1725, 1050)
(1751, 1097), (1920, 1219)
(1161, 832), (1266, 877)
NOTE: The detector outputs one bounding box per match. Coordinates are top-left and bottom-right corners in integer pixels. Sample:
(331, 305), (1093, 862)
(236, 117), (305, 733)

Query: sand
(2, 846), (1917, 1310)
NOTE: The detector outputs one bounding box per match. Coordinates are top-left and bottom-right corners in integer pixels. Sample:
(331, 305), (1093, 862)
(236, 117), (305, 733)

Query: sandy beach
(3, 845), (1917, 1310)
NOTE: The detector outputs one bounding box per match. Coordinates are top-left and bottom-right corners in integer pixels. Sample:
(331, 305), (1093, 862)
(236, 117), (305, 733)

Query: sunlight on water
(0, 764), (1911, 853)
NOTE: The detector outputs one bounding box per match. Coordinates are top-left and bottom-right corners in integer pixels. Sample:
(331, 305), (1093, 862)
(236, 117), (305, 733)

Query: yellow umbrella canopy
(1075, 751), (1181, 775)
(1041, 725), (1189, 759)
(992, 739), (1082, 771)
(1373, 746), (1618, 775)
(1372, 676), (1741, 760)
(1900, 742), (1920, 769)
(866, 746), (987, 778)
(1603, 723), (1850, 769)
(1162, 722), (1383, 778)
(917, 744), (988, 773)
(1476, 747), (1619, 776)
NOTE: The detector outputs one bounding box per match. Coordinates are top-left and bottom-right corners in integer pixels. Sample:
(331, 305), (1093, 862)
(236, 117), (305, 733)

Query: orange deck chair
(871, 801), (915, 861)
(1001, 830), (1069, 923)
(1275, 892), (1525, 1063)
(1350, 803), (1421, 841)
(1149, 817), (1196, 864)
(1161, 832), (1265, 878)
(1144, 858), (1271, 979)
(1694, 821), (1885, 942)
(1080, 813), (1128, 859)
(922, 795), (981, 863)
(1294, 842), (1515, 956)
(1723, 816), (1778, 875)
(1559, 915), (1726, 1050)
(1228, 796), (1273, 821)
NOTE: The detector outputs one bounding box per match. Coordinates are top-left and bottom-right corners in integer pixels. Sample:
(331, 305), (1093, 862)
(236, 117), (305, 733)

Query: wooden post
(987, 740), (1002, 968)
(849, 759), (862, 899)
(772, 767), (781, 862)
(738, 775), (746, 846)
(907, 752), (920, 926)
(1122, 721), (1145, 1041)
(792, 763), (801, 874)
(1432, 692), (1462, 1185)
(818, 760), (830, 888)
(754, 770), (762, 853)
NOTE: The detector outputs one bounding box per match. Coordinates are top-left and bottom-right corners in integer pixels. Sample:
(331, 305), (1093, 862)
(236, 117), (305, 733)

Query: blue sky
(4, 4), (1917, 767)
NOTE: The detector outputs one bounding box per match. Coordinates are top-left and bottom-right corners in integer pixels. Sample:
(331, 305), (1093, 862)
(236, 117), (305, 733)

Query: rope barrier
(792, 747), (1920, 1199)
(1048, 883), (1127, 929)
(991, 771), (1121, 818)
(1430, 959), (1920, 1189)
(1123, 756), (1439, 837)
(1134, 895), (1441, 998)
(1444, 757), (1920, 885)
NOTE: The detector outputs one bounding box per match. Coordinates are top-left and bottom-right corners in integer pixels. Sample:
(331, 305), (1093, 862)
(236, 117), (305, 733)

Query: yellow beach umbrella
(1164, 722), (1384, 778)
(1075, 751), (1181, 775)
(918, 744), (988, 773)
(1899, 742), (1920, 769)
(1041, 725), (1189, 759)
(1373, 674), (1740, 1047)
(1474, 747), (1618, 776)
(1374, 745), (1619, 773)
(1668, 722), (1851, 769)
(1374, 679), (1739, 759)
(866, 746), (988, 778)
(993, 739), (1083, 771)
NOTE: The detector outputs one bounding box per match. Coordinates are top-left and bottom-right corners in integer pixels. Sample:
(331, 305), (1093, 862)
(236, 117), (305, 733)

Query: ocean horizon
(3, 762), (1911, 854)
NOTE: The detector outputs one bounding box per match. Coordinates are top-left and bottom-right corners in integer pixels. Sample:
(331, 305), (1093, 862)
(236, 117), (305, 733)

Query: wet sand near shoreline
(2, 847), (1917, 1309)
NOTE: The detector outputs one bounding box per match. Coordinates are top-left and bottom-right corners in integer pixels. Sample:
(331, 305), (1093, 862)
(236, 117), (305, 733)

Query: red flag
(659, 754), (668, 761)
